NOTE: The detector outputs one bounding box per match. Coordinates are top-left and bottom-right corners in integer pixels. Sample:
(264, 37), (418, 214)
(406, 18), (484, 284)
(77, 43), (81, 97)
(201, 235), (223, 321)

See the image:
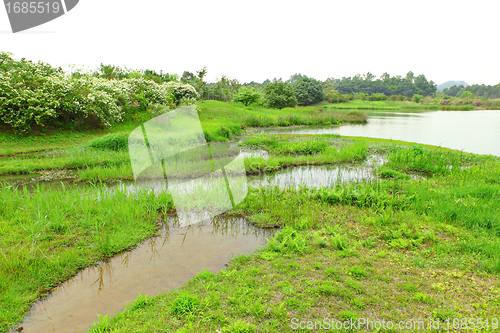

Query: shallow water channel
(16, 217), (274, 333)
(6, 156), (385, 331)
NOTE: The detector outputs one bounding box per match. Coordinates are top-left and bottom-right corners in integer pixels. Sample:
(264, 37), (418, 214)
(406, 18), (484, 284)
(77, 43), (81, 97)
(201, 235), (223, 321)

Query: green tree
(291, 76), (324, 106)
(286, 73), (304, 84)
(195, 67), (208, 93)
(233, 87), (262, 107)
(262, 81), (297, 109)
(460, 90), (476, 99)
(96, 64), (126, 80)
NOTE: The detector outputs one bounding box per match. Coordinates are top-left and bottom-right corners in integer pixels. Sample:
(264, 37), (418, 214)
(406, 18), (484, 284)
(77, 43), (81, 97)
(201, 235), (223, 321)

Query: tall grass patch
(0, 183), (173, 331)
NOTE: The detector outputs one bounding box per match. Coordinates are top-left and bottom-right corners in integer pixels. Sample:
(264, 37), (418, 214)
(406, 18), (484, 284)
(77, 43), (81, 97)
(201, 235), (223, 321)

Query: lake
(262, 110), (500, 156)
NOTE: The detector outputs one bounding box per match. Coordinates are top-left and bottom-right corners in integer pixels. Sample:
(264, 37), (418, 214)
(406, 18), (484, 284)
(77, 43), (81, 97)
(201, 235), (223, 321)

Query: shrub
(325, 91), (351, 103)
(353, 92), (368, 100)
(291, 76), (324, 105)
(262, 81), (297, 109)
(0, 53), (195, 133)
(412, 94), (423, 103)
(368, 93), (387, 101)
(163, 81), (199, 106)
(233, 87), (262, 106)
(388, 95), (408, 101)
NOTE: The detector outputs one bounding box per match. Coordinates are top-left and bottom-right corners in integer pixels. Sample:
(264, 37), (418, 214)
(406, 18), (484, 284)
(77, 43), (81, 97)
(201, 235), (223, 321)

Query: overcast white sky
(1, 0), (499, 85)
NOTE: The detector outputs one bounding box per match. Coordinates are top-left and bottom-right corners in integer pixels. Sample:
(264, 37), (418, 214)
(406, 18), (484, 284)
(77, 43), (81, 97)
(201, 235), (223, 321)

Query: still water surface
(263, 110), (500, 156)
(17, 217), (274, 333)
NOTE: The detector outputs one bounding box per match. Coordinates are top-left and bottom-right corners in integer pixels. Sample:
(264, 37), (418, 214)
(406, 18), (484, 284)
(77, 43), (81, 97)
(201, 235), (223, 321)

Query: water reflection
(247, 155), (386, 188)
(17, 216), (275, 333)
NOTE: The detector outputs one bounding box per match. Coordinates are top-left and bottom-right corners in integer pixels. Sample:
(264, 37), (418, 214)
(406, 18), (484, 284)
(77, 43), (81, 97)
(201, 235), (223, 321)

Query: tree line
(442, 83), (500, 99)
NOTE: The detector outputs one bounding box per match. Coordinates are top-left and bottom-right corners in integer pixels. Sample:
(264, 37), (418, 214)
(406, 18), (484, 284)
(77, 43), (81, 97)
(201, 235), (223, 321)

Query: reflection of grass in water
(75, 215), (271, 301)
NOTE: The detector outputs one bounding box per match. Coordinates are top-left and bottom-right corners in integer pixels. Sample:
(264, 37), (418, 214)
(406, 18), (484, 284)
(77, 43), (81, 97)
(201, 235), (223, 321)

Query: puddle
(15, 216), (275, 333)
(247, 155), (386, 189)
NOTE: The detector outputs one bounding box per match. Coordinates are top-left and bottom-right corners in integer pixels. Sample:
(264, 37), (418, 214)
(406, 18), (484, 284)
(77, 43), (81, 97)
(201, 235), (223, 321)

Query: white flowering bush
(164, 81), (199, 106)
(0, 70), (60, 132)
(47, 75), (125, 127)
(0, 53), (200, 133)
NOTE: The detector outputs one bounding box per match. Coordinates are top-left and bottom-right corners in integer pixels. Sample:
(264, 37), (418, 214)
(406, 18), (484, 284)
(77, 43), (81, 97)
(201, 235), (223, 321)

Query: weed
(221, 319), (255, 333)
(266, 226), (306, 254)
(171, 292), (200, 317)
(126, 293), (152, 311)
(347, 266), (368, 279)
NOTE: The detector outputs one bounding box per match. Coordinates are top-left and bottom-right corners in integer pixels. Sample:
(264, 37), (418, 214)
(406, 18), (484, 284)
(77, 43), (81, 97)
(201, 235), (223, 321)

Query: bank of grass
(0, 133), (369, 181)
(0, 121), (140, 156)
(199, 101), (366, 142)
(2, 141), (500, 332)
(0, 184), (174, 332)
(88, 151), (500, 332)
(77, 135), (370, 182)
(317, 99), (476, 111)
(1, 134), (467, 183)
(0, 101), (367, 157)
(241, 134), (368, 175)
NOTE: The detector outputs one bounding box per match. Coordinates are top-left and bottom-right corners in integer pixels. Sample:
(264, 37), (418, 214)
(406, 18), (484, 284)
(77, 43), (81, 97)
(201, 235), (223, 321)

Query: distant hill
(437, 80), (469, 91)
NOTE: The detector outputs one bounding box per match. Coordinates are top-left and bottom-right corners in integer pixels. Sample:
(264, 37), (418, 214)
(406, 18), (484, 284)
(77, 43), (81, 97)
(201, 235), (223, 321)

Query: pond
(261, 110), (500, 156)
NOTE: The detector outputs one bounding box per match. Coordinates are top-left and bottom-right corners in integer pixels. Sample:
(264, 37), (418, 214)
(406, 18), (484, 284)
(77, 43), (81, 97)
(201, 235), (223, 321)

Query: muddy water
(17, 217), (274, 333)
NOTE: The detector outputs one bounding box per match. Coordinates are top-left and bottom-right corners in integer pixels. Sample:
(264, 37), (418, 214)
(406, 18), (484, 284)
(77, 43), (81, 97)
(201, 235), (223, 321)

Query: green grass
(0, 101), (367, 176)
(240, 134), (369, 175)
(0, 184), (174, 331)
(2, 126), (500, 332)
(0, 133), (369, 182)
(317, 99), (476, 111)
(198, 100), (367, 142)
(0, 121), (140, 156)
(85, 153), (500, 331)
(0, 100), (367, 156)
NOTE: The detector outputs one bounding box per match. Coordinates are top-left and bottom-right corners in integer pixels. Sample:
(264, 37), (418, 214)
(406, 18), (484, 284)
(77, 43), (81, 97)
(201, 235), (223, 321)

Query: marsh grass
(1, 101), (367, 176)
(383, 145), (484, 176)
(88, 178), (500, 332)
(242, 135), (368, 175)
(198, 100), (367, 142)
(3, 131), (500, 332)
(0, 145), (131, 175)
(87, 133), (130, 152)
(0, 183), (173, 331)
(319, 99), (476, 111)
